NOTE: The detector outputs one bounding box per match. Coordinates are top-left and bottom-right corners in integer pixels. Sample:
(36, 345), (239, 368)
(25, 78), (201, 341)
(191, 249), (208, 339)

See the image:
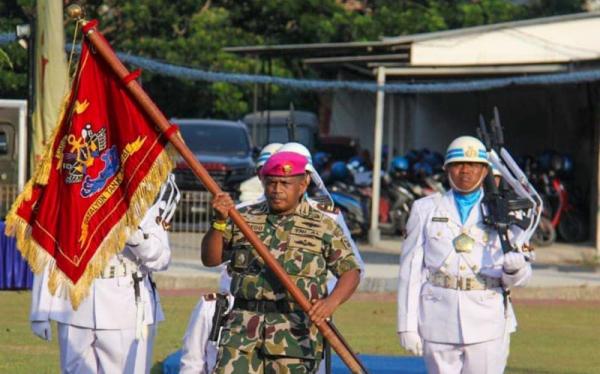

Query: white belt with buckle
(428, 272), (501, 291)
(100, 261), (139, 279)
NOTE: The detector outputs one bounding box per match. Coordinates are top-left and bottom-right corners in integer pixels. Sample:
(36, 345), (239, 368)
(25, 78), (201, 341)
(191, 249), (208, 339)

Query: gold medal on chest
(453, 232), (475, 253)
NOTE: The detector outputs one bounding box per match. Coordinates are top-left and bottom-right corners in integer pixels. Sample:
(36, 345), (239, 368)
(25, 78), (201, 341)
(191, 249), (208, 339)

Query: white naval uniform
(179, 197), (364, 373)
(397, 190), (531, 374)
(238, 176), (263, 204)
(30, 207), (171, 374)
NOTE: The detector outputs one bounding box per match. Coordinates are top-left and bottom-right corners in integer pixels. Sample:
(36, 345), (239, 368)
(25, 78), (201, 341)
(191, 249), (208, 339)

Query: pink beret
(260, 151), (308, 177)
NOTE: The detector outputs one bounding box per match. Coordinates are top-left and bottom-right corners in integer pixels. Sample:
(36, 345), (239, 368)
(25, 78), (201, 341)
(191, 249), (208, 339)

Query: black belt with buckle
(233, 298), (302, 314)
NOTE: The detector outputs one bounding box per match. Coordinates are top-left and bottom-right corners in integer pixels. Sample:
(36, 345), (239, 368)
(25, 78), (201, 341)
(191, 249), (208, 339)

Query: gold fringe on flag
(5, 143), (175, 309)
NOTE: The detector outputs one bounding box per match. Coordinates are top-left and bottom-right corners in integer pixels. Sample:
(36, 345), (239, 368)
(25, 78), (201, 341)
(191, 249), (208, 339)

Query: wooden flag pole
(75, 14), (365, 374)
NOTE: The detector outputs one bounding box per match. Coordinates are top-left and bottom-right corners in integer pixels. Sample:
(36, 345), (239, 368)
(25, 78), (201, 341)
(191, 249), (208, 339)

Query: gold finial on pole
(66, 4), (84, 21)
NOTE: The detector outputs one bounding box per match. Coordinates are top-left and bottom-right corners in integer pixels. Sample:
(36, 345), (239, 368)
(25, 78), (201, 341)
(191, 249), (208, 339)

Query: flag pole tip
(66, 4), (84, 21)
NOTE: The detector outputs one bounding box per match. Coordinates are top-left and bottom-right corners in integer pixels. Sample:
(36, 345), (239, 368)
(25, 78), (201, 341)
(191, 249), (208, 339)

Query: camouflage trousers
(213, 345), (320, 374)
(213, 309), (322, 373)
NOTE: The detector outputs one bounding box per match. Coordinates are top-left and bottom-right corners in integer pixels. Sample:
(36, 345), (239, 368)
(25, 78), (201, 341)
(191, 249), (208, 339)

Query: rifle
(477, 108), (536, 254)
(287, 102), (296, 142)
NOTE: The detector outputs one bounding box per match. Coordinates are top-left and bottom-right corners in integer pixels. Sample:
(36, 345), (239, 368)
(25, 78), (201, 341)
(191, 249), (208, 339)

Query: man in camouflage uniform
(201, 151), (361, 373)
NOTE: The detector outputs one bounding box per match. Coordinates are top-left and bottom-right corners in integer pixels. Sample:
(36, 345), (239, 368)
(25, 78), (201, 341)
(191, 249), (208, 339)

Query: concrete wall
(329, 90), (376, 148)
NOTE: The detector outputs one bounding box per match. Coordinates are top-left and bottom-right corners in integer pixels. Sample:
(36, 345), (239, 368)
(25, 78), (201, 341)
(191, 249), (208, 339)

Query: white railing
(170, 190), (213, 258)
(0, 184), (18, 220)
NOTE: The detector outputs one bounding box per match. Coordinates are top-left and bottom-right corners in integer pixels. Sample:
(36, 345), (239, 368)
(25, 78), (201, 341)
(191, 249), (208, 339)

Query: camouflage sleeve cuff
(332, 256), (361, 279)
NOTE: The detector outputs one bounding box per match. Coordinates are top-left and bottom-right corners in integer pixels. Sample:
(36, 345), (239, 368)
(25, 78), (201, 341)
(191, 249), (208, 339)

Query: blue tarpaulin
(0, 221), (33, 290)
(162, 349), (427, 374)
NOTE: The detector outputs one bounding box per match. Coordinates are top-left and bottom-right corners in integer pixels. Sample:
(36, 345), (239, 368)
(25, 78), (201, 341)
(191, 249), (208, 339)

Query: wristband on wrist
(212, 220), (227, 232)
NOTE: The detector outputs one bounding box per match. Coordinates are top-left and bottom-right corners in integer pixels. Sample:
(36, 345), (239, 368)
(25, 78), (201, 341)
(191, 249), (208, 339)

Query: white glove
(126, 228), (146, 247)
(398, 331), (423, 356)
(503, 252), (527, 274)
(126, 228), (155, 260)
(31, 321), (51, 341)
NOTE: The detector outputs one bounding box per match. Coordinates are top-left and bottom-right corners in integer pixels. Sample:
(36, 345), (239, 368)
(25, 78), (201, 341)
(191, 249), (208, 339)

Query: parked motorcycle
(327, 154), (448, 238)
(529, 153), (586, 245)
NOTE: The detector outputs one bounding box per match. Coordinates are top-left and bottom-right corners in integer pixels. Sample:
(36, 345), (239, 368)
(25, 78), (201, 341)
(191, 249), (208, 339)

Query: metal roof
(224, 11), (600, 78)
(382, 11), (600, 44)
(225, 12), (600, 55)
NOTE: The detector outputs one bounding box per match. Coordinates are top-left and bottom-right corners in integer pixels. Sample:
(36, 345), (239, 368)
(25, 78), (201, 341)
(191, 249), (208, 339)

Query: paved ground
(155, 234), (600, 293)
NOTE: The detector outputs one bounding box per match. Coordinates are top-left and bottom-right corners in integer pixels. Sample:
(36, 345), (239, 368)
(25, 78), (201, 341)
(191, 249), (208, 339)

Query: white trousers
(57, 323), (157, 374)
(423, 335), (510, 374)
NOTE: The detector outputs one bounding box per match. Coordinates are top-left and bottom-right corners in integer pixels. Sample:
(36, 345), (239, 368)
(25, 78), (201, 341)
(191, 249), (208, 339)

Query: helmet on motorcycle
(348, 155), (365, 171)
(347, 157), (366, 174)
(443, 136), (489, 167)
(391, 156), (410, 172)
(537, 150), (555, 171)
(412, 161), (433, 177)
(422, 152), (443, 171)
(330, 161), (351, 182)
(313, 152), (330, 172)
(420, 148), (432, 158)
(405, 149), (420, 164)
(257, 143), (283, 168)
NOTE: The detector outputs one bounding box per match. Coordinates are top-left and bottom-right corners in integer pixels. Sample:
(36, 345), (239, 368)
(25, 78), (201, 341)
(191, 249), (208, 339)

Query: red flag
(6, 24), (174, 308)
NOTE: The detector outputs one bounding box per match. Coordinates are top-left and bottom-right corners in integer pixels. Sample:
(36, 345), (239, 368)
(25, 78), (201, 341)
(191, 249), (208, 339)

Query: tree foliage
(0, 0), (587, 119)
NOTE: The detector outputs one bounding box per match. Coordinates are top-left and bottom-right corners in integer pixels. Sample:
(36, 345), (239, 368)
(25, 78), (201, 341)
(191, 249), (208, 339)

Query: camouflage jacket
(219, 198), (360, 359)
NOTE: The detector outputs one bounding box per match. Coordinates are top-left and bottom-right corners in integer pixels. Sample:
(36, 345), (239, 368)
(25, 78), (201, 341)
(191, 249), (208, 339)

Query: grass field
(1, 291), (599, 373)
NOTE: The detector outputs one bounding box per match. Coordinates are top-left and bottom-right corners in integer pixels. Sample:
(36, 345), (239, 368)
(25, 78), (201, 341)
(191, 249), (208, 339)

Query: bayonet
(287, 102), (296, 142)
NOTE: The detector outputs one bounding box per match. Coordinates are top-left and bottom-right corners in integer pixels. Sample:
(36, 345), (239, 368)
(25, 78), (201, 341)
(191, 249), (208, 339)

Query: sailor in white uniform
(397, 136), (532, 374)
(30, 175), (180, 374)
